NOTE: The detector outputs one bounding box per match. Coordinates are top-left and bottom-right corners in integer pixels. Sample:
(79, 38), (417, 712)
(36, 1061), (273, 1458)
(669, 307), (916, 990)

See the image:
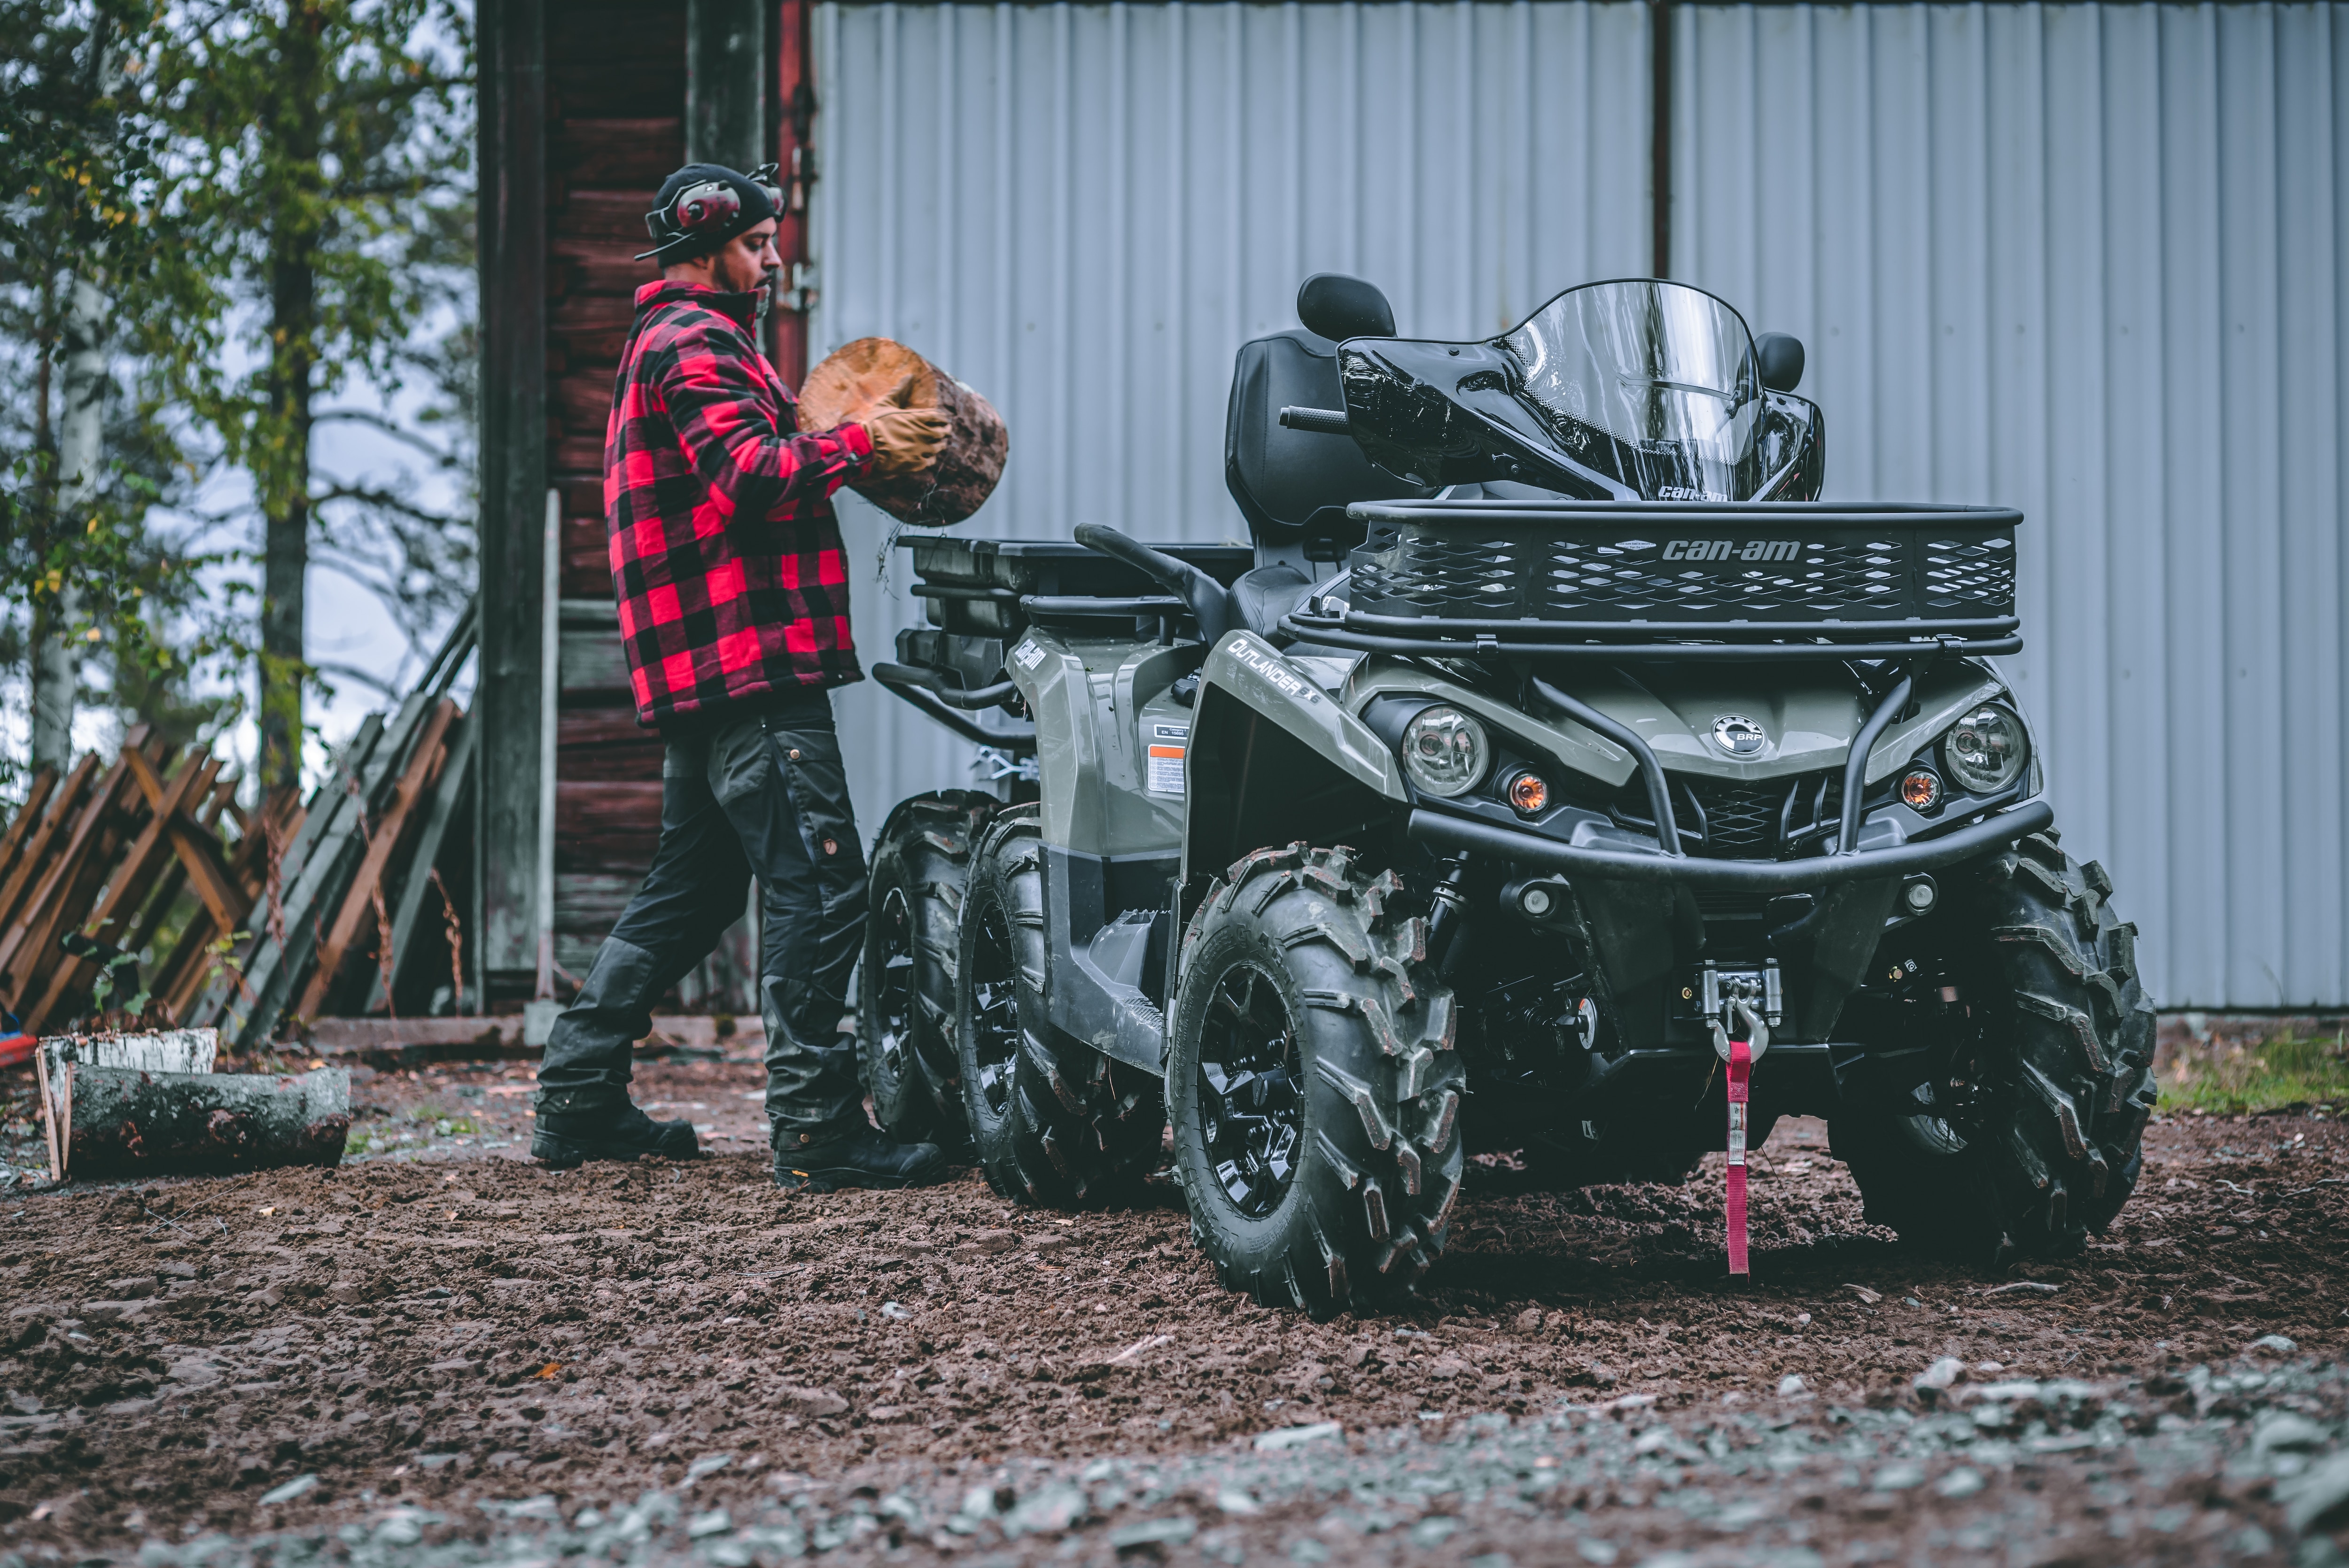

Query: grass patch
(2159, 1024), (2349, 1116)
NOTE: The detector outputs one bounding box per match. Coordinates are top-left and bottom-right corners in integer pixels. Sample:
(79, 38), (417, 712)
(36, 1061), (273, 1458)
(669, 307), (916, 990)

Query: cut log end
(797, 337), (1007, 527)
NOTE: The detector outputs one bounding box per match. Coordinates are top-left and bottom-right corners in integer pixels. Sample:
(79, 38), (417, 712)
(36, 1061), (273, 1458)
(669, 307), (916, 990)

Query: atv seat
(1230, 559), (1315, 637)
(1224, 316), (1416, 566)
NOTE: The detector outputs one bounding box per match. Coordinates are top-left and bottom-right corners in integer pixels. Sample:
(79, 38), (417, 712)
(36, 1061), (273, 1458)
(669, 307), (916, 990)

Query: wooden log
(41, 1029), (219, 1079)
(61, 1064), (350, 1180)
(798, 338), (1009, 527)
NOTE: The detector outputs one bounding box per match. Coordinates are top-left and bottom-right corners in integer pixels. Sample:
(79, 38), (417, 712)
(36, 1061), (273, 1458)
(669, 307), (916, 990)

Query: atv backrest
(1224, 321), (1416, 563)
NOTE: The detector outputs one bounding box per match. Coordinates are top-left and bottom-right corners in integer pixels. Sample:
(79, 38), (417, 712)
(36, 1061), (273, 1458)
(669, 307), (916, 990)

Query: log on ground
(61, 1066), (351, 1179)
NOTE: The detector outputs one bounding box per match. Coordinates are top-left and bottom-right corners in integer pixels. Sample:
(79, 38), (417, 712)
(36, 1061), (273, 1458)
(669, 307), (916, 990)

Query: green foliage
(0, 1), (240, 796)
(0, 0), (475, 800)
(2159, 1025), (2349, 1117)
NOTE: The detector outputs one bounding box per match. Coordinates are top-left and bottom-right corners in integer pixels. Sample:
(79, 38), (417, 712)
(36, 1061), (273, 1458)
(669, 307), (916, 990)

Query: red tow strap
(1726, 1035), (1752, 1276)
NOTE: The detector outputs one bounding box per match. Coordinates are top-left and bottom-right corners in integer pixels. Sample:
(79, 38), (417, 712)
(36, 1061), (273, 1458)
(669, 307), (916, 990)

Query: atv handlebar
(1407, 799), (2054, 890)
(1072, 524), (1235, 641)
(1278, 406), (1352, 435)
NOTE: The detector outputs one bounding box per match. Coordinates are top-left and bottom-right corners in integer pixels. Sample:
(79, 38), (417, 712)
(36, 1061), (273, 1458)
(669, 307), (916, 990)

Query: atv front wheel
(1833, 831), (2157, 1265)
(1169, 844), (1463, 1315)
(860, 792), (1001, 1148)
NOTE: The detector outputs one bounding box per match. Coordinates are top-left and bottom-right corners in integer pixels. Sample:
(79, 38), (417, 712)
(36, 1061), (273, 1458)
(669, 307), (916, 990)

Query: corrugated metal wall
(1672, 2), (2348, 1009)
(812, 1), (2349, 1010)
(810, 0), (1653, 828)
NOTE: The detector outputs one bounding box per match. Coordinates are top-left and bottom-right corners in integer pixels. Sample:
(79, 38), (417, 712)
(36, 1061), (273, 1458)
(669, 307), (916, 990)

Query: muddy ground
(0, 1048), (2344, 1567)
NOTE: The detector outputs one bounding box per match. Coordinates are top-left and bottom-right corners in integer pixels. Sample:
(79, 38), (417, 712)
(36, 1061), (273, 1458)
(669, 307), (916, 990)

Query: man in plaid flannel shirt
(533, 162), (950, 1191)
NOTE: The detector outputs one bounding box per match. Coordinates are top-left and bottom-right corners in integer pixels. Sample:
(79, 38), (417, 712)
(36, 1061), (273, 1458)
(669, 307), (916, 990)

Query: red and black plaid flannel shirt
(604, 280), (876, 729)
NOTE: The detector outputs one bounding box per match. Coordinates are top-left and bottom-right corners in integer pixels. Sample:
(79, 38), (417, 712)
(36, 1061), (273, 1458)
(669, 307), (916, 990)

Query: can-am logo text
(1662, 539), (1805, 562)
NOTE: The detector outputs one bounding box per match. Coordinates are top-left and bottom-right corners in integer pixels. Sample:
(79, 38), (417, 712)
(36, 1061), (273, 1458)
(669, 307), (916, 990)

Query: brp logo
(1713, 714), (1767, 757)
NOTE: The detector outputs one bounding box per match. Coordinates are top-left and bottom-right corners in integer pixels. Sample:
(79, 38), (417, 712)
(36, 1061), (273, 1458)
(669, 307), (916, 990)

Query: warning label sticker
(1146, 745), (1186, 795)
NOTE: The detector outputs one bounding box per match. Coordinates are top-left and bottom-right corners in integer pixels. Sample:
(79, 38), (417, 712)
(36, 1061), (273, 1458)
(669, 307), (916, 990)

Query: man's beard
(752, 268), (777, 321)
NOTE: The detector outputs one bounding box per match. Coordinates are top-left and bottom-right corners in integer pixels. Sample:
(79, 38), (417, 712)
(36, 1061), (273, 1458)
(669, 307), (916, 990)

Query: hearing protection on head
(638, 164), (785, 262)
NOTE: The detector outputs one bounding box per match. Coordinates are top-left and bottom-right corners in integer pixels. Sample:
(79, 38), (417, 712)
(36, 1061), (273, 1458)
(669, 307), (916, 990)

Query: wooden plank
(0, 756), (96, 938)
(117, 759), (227, 976)
(24, 750), (213, 1032)
(214, 718), (405, 1046)
(366, 706), (478, 1014)
(0, 767), (60, 893)
(480, 0), (552, 997)
(167, 778), (253, 938)
(553, 373), (622, 433)
(0, 729), (153, 997)
(557, 706), (662, 782)
(548, 116), (684, 188)
(549, 246), (659, 301)
(222, 679), (444, 1044)
(122, 745), (170, 811)
(295, 699), (460, 1019)
(548, 291), (637, 339)
(185, 720), (385, 1032)
(554, 779), (663, 875)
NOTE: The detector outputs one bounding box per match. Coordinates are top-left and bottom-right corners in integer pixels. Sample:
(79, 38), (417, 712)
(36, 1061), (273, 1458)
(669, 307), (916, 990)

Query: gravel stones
(2281, 1452), (2349, 1535)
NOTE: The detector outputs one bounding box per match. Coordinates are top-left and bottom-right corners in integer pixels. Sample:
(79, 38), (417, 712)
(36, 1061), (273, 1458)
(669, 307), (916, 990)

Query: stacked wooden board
(0, 727), (288, 1039)
(0, 603), (480, 1051)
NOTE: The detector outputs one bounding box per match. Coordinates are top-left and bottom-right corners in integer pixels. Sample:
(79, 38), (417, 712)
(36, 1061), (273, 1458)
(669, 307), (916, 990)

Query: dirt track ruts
(0, 1053), (2343, 1566)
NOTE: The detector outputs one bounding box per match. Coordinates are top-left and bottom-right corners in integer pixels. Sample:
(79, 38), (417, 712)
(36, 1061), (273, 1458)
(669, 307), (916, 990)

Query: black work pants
(535, 691), (869, 1148)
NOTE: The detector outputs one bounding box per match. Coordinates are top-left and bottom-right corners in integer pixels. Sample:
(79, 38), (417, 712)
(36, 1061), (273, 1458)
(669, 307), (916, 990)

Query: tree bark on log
(797, 337), (1007, 527)
(59, 1066), (350, 1180)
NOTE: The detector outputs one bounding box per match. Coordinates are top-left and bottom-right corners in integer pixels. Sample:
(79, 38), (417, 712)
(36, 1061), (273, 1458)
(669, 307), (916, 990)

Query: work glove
(858, 407), (949, 481)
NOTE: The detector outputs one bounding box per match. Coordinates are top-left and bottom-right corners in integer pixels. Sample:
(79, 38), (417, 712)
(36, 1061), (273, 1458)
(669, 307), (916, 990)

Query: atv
(861, 273), (2157, 1313)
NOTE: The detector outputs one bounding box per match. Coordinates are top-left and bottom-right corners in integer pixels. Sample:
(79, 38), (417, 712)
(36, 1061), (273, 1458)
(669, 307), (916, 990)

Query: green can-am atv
(861, 274), (2157, 1314)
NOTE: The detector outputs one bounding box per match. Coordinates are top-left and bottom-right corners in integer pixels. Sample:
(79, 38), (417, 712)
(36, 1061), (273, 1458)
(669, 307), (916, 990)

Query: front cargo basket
(1286, 500), (2022, 661)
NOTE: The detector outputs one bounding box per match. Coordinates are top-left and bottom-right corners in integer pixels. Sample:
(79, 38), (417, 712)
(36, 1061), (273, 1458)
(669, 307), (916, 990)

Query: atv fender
(1182, 632), (1407, 882)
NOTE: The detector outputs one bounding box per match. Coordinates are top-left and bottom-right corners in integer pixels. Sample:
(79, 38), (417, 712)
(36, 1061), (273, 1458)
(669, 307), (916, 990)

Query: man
(531, 161), (950, 1191)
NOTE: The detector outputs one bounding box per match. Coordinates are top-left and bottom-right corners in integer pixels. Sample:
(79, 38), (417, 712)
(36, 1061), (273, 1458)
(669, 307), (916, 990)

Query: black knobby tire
(952, 811), (1164, 1205)
(860, 791), (1002, 1149)
(1168, 843), (1464, 1315)
(1832, 830), (2158, 1265)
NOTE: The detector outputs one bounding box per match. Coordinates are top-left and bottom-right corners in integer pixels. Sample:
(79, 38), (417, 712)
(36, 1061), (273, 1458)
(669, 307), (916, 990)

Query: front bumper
(1406, 799), (2052, 890)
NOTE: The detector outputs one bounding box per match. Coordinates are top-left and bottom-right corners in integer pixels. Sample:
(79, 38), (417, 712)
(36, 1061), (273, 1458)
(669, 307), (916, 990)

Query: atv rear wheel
(1168, 844), (1463, 1315)
(953, 812), (1163, 1204)
(954, 809), (1047, 1197)
(1832, 830), (2157, 1265)
(860, 792), (1001, 1148)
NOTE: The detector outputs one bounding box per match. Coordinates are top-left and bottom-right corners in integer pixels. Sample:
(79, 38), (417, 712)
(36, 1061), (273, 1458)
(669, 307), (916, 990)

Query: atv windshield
(1503, 281), (1763, 502)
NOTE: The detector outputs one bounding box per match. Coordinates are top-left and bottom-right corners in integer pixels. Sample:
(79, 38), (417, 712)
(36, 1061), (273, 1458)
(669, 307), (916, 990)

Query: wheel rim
(872, 885), (916, 1087)
(1195, 960), (1304, 1219)
(968, 895), (1021, 1120)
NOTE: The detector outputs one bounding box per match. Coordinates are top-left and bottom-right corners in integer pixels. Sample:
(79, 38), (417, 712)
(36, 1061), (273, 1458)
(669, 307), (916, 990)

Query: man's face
(708, 219), (781, 296)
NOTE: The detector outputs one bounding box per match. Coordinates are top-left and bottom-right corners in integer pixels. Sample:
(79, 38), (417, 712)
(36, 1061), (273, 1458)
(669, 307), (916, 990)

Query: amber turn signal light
(1506, 770), (1549, 815)
(1900, 768), (1943, 811)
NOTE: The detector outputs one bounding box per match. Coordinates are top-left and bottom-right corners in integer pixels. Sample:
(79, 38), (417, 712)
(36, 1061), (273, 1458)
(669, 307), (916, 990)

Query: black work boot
(532, 1102), (702, 1170)
(772, 1123), (947, 1192)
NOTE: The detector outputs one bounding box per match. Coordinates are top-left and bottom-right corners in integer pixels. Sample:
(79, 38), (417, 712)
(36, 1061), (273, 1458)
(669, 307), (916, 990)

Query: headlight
(1401, 706), (1490, 797)
(1943, 704), (2028, 794)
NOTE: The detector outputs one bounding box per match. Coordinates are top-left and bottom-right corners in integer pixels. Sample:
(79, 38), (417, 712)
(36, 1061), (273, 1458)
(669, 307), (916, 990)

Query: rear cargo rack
(1285, 499), (2022, 662)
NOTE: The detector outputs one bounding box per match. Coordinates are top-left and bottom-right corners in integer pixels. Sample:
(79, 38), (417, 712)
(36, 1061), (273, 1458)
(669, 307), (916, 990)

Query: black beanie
(640, 163), (781, 262)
